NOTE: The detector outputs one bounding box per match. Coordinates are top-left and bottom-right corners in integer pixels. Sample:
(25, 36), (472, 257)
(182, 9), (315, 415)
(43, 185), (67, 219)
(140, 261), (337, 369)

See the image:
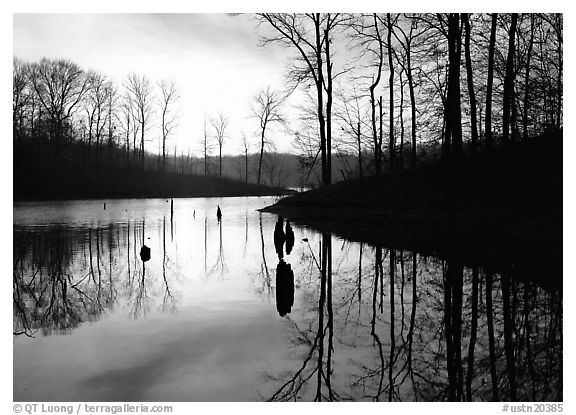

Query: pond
(13, 196), (562, 401)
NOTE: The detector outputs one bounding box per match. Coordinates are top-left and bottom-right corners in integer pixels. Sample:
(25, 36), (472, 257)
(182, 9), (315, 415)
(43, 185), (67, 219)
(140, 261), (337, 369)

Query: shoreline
(261, 202), (561, 290)
(259, 134), (562, 289)
(13, 189), (293, 203)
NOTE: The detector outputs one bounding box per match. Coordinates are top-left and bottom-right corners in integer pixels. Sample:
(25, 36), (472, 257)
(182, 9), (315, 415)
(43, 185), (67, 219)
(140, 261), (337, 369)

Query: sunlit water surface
(13, 197), (562, 401)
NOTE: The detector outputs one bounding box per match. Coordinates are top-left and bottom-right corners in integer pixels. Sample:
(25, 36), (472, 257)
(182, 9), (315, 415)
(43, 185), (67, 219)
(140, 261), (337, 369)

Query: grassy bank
(262, 134), (562, 288)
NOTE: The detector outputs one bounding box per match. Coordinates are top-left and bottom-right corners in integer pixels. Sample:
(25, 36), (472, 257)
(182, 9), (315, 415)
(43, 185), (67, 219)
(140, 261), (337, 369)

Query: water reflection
(274, 216), (286, 259)
(208, 220), (228, 278)
(265, 232), (562, 402)
(13, 198), (562, 402)
(14, 225), (119, 336)
(13, 219), (178, 334)
(285, 221), (294, 255)
(255, 212), (272, 298)
(275, 260), (294, 317)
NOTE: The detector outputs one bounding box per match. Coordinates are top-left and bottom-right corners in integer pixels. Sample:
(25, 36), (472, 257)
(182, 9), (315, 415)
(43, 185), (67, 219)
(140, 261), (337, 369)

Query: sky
(13, 13), (298, 156)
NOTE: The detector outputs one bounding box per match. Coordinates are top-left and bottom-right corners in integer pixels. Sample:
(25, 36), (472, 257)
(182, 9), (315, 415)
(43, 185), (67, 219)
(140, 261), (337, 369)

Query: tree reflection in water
(13, 213), (562, 402)
(264, 230), (562, 402)
(161, 217), (177, 313)
(13, 219), (181, 335)
(208, 218), (228, 279)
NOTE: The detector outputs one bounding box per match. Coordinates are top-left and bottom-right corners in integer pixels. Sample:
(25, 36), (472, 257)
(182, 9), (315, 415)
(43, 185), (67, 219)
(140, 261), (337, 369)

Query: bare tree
(13, 58), (30, 143)
(258, 13), (346, 186)
(334, 82), (370, 179)
(291, 89), (323, 187)
(29, 58), (90, 158)
(485, 13), (498, 146)
(84, 74), (116, 166)
(438, 13), (463, 158)
(251, 86), (285, 184)
(538, 13), (562, 131)
(241, 132), (250, 183)
(386, 13), (396, 171)
(348, 13), (385, 175)
(91, 74), (111, 164)
(105, 82), (118, 150)
(502, 13), (518, 144)
(462, 13), (479, 152)
(521, 14), (535, 140)
(158, 80), (179, 174)
(82, 72), (103, 157)
(200, 118), (213, 176)
(118, 96), (133, 166)
(392, 15), (431, 164)
(125, 73), (154, 167)
(210, 112), (228, 177)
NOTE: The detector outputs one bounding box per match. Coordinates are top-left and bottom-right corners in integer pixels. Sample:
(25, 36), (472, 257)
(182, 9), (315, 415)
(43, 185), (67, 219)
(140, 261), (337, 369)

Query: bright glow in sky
(13, 13), (297, 155)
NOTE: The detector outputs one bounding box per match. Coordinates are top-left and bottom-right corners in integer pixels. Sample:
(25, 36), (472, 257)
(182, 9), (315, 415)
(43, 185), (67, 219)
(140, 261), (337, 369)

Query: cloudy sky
(13, 14), (298, 155)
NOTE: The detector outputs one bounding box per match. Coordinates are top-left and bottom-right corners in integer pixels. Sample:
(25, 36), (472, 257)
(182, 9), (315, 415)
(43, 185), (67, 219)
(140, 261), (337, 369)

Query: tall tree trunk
(219, 143), (222, 177)
(140, 109), (145, 167)
(325, 27), (333, 186)
(204, 125), (208, 176)
(387, 13), (395, 172)
(512, 85), (519, 140)
(95, 112), (102, 167)
(370, 90), (380, 175)
(463, 13), (479, 152)
(55, 118), (62, 162)
(357, 122), (363, 178)
(445, 13), (463, 158)
(503, 13), (518, 144)
(379, 96), (383, 169)
(369, 14), (384, 176)
(125, 117), (130, 168)
(257, 127), (265, 184)
(314, 15), (328, 186)
(162, 119), (166, 174)
(485, 13), (497, 147)
(88, 117), (93, 157)
(522, 14), (535, 140)
(406, 49), (417, 164)
(555, 13), (562, 132)
(133, 125), (137, 166)
(399, 69), (405, 168)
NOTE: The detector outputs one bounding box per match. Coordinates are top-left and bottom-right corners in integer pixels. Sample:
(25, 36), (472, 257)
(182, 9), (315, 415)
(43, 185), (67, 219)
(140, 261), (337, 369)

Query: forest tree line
(13, 13), (562, 190)
(259, 12), (562, 186)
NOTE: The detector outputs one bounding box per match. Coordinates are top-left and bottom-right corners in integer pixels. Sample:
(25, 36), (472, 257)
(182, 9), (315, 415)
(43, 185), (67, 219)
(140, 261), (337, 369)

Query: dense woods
(13, 13), (562, 198)
(258, 12), (562, 184)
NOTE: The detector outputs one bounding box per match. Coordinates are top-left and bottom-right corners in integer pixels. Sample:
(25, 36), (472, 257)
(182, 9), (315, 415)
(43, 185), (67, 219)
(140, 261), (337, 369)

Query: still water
(13, 197), (562, 402)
